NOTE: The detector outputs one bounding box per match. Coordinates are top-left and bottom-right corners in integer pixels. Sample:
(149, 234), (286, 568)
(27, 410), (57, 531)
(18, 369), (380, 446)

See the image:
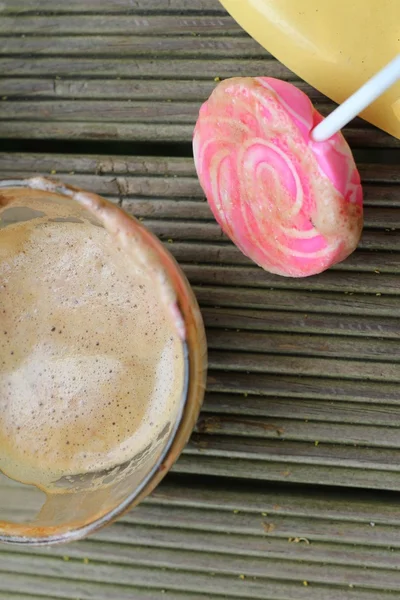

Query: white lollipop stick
(311, 54), (400, 142)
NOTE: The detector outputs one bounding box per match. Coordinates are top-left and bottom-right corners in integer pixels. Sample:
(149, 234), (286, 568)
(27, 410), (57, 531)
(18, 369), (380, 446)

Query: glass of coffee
(0, 177), (207, 544)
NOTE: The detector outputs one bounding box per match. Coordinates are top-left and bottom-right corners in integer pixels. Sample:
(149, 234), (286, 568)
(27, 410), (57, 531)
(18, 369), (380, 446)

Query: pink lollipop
(193, 76), (363, 277)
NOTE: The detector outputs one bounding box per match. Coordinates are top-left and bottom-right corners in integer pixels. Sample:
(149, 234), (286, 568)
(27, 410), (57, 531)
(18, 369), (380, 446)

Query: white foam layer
(0, 195), (185, 492)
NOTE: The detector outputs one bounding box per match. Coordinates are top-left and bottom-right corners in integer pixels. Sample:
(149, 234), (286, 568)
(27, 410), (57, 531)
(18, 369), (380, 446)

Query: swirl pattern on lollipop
(193, 77), (363, 277)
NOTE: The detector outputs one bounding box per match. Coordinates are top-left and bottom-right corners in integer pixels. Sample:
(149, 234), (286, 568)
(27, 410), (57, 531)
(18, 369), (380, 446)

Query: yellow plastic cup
(220, 0), (400, 139)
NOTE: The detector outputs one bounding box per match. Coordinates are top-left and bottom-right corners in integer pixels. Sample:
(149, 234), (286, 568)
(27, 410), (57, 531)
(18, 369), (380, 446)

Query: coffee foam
(0, 194), (185, 493)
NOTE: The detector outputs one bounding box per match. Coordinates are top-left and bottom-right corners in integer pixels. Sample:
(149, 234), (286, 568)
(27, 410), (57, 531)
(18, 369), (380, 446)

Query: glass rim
(0, 176), (192, 545)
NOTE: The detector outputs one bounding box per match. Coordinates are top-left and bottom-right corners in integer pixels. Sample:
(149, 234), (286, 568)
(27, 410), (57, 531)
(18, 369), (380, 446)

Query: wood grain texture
(207, 371), (400, 405)
(0, 0), (399, 587)
(201, 307), (400, 338)
(0, 35), (265, 57)
(2, 547), (400, 594)
(0, 0), (226, 13)
(0, 6), (397, 148)
(1, 569), (396, 600)
(195, 285), (400, 317)
(203, 392), (400, 426)
(0, 594), (52, 600)
(0, 100), (369, 129)
(0, 15), (244, 35)
(206, 350), (400, 382)
(149, 479), (400, 515)
(2, 480), (400, 597)
(0, 152), (397, 181)
(171, 244), (400, 273)
(2, 125), (394, 148)
(196, 413), (400, 447)
(183, 264), (400, 294)
(175, 454), (400, 491)
(0, 78), (324, 100)
(0, 57), (295, 79)
(0, 120), (395, 147)
(0, 577), (231, 600)
(206, 329), (400, 362)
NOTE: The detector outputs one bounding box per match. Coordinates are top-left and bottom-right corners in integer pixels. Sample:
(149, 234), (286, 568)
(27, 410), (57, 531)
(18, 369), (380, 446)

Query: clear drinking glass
(0, 177), (207, 545)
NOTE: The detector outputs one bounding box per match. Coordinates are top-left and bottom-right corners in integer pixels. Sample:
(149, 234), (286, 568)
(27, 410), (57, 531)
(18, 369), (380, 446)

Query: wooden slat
(206, 329), (400, 362)
(0, 100), (369, 129)
(207, 350), (399, 382)
(0, 15), (243, 35)
(0, 77), (222, 100)
(173, 454), (400, 492)
(203, 393), (400, 427)
(0, 172), (203, 198)
(363, 185), (400, 206)
(0, 99), (248, 123)
(0, 594), (50, 600)
(0, 152), (199, 176)
(178, 442), (400, 491)
(187, 433), (400, 468)
(207, 371), (400, 405)
(146, 481), (400, 522)
(0, 570), (254, 600)
(196, 413), (400, 447)
(1, 569), (395, 600)
(2, 480), (400, 598)
(202, 307), (400, 339)
(126, 200), (400, 228)
(0, 152), (397, 183)
(122, 504), (400, 547)
(170, 244), (400, 274)
(183, 264), (400, 294)
(0, 121), (395, 147)
(0, 57), (295, 79)
(2, 546), (400, 595)
(0, 0), (226, 13)
(0, 78), (326, 101)
(195, 285), (400, 317)
(0, 121), (184, 143)
(0, 100), (205, 123)
(0, 35), (265, 57)
(163, 240), (400, 274)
